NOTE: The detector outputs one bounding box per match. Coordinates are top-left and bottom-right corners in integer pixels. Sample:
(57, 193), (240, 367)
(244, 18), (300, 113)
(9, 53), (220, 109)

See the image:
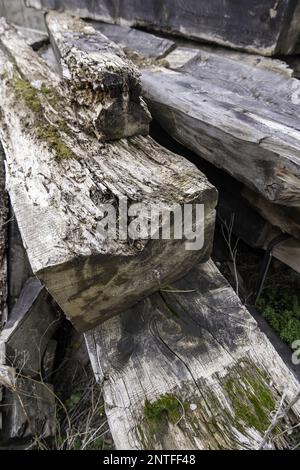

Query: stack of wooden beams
(86, 19), (300, 275)
(0, 2), (299, 450)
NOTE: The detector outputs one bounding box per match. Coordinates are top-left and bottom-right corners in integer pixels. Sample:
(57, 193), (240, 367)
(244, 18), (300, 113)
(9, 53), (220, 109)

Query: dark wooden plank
(27, 0), (300, 55)
(46, 12), (151, 140)
(91, 21), (175, 59)
(0, 0), (46, 31)
(0, 277), (60, 376)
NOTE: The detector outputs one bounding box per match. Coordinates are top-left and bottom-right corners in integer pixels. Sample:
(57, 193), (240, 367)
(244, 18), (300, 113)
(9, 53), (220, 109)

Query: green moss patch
(12, 75), (75, 161)
(257, 289), (300, 345)
(144, 394), (183, 426)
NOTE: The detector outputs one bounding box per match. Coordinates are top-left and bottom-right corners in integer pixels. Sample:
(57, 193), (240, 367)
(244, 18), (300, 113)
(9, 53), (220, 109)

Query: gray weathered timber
(27, 0), (300, 56)
(0, 20), (217, 332)
(1, 378), (56, 442)
(7, 215), (33, 309)
(17, 26), (48, 49)
(86, 260), (300, 450)
(243, 188), (300, 240)
(141, 67), (300, 207)
(91, 22), (175, 60)
(91, 22), (300, 206)
(46, 12), (151, 140)
(0, 277), (60, 376)
(0, 144), (7, 325)
(0, 0), (46, 30)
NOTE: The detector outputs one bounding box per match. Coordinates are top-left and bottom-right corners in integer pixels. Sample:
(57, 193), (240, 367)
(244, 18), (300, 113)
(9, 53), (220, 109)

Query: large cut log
(0, 20), (217, 332)
(0, 144), (7, 325)
(27, 0), (300, 56)
(46, 12), (151, 140)
(92, 23), (300, 206)
(0, 0), (46, 30)
(86, 259), (300, 450)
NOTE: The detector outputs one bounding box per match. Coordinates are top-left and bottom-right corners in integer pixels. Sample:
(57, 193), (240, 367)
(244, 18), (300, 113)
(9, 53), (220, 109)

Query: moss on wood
(12, 76), (75, 161)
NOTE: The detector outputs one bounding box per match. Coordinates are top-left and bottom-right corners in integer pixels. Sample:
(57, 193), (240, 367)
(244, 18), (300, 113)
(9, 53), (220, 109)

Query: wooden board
(243, 188), (300, 240)
(46, 12), (151, 141)
(0, 20), (217, 332)
(27, 0), (300, 56)
(86, 259), (300, 450)
(0, 0), (46, 31)
(0, 144), (7, 325)
(91, 22), (175, 60)
(7, 216), (33, 310)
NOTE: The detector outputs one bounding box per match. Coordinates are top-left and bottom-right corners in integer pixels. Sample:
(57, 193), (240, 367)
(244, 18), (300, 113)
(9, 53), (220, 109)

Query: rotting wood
(46, 11), (151, 141)
(0, 277), (60, 376)
(92, 22), (300, 207)
(27, 0), (300, 56)
(0, 19), (217, 332)
(85, 259), (300, 450)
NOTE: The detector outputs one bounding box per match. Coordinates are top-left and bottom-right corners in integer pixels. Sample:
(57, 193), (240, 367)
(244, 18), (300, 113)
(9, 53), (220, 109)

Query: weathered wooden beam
(243, 188), (300, 240)
(0, 144), (8, 325)
(1, 376), (56, 443)
(46, 12), (151, 141)
(151, 122), (300, 274)
(27, 0), (300, 56)
(0, 277), (60, 376)
(0, 20), (217, 332)
(141, 70), (300, 207)
(0, 0), (46, 31)
(86, 259), (300, 450)
(93, 24), (300, 206)
(91, 22), (175, 60)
